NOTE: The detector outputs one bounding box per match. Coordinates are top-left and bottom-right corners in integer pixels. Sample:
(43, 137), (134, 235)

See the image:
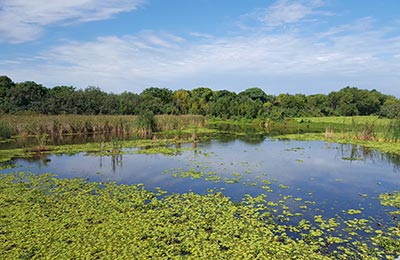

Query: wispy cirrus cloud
(237, 0), (331, 32)
(4, 16), (399, 95)
(262, 0), (313, 26)
(0, 0), (145, 43)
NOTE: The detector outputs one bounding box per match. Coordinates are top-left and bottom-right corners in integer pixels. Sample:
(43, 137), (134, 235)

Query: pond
(2, 136), (399, 227)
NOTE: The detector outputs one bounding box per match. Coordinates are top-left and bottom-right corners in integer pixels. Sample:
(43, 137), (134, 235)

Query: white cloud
(262, 0), (312, 26)
(4, 18), (400, 96)
(321, 17), (375, 37)
(0, 0), (145, 43)
(189, 32), (214, 39)
(260, 0), (324, 27)
(1, 2), (400, 97)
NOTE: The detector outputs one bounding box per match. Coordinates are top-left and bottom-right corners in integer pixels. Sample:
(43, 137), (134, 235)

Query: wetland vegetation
(1, 171), (399, 259)
(0, 75), (399, 259)
(1, 131), (399, 259)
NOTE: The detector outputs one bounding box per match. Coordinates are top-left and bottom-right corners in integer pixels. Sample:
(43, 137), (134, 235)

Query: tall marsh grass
(135, 112), (156, 138)
(300, 116), (399, 142)
(384, 117), (400, 142)
(0, 114), (208, 139)
(0, 122), (12, 139)
(351, 118), (377, 141)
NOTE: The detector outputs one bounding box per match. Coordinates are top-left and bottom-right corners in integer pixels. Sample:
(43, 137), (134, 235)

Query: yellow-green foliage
(297, 116), (390, 125)
(275, 132), (400, 155)
(1, 172), (399, 259)
(0, 172), (331, 259)
(380, 192), (400, 215)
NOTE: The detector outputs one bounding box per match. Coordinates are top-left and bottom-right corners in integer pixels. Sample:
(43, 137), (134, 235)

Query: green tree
(45, 86), (76, 114)
(139, 87), (174, 114)
(307, 94), (330, 116)
(0, 76), (14, 98)
(173, 89), (191, 114)
(275, 93), (307, 117)
(8, 81), (48, 113)
(0, 76), (15, 113)
(102, 93), (121, 115)
(0, 75), (393, 118)
(354, 89), (383, 115)
(379, 96), (400, 118)
(237, 96), (263, 119)
(211, 90), (237, 118)
(118, 91), (141, 114)
(189, 87), (214, 115)
(239, 87), (273, 103)
(81, 86), (109, 114)
(328, 87), (358, 116)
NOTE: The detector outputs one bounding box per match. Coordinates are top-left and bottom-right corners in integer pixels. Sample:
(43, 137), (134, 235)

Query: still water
(2, 137), (400, 224)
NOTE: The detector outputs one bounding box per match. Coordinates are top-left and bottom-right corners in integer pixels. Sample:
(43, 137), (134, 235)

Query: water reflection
(1, 138), (399, 225)
(99, 154), (123, 172)
(337, 143), (400, 171)
(0, 134), (121, 150)
(5, 138), (400, 172)
(210, 121), (325, 139)
(387, 153), (400, 172)
(1, 132), (212, 150)
(2, 136), (399, 251)
(21, 153), (52, 167)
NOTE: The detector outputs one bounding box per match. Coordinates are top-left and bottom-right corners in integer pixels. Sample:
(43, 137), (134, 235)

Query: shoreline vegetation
(0, 114), (208, 138)
(273, 116), (400, 155)
(0, 75), (398, 160)
(0, 114), (399, 163)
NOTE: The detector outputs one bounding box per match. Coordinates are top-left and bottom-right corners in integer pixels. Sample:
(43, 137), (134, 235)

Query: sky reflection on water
(2, 138), (399, 223)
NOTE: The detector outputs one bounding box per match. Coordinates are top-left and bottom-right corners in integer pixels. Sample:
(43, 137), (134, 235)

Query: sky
(1, 0), (400, 97)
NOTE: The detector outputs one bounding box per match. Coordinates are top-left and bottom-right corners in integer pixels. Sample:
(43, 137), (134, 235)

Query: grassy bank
(276, 116), (400, 154)
(1, 114), (395, 141)
(1, 172), (399, 259)
(211, 115), (400, 155)
(275, 132), (400, 154)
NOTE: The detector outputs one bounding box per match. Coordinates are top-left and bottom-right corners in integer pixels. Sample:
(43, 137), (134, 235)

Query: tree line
(0, 75), (399, 119)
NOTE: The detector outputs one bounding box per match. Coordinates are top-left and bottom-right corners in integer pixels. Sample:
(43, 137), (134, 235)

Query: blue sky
(1, 0), (400, 97)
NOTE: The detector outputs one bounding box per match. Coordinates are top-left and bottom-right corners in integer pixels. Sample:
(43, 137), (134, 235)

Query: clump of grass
(36, 134), (49, 151)
(351, 117), (359, 138)
(358, 122), (377, 141)
(324, 127), (334, 138)
(135, 111), (156, 138)
(385, 117), (400, 142)
(0, 122), (12, 139)
(156, 114), (208, 131)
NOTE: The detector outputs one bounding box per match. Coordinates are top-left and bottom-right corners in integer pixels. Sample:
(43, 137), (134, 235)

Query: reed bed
(0, 114), (208, 138)
(155, 114), (207, 131)
(384, 117), (400, 142)
(297, 116), (400, 142)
